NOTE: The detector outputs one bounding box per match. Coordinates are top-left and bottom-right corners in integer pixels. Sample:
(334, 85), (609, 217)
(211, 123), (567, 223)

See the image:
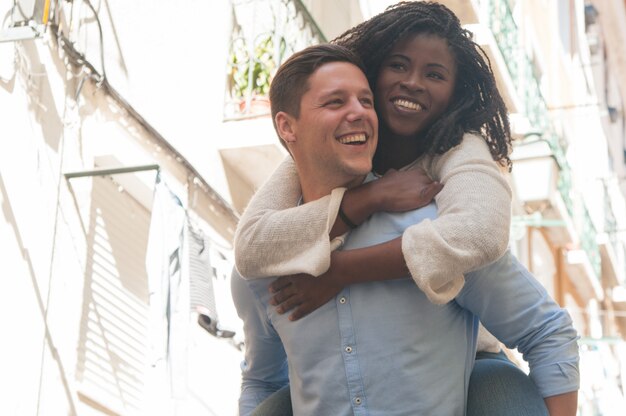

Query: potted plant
(229, 33), (285, 114)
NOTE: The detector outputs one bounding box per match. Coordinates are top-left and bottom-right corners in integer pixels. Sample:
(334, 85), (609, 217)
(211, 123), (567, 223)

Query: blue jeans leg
(250, 385), (292, 416)
(467, 351), (549, 416)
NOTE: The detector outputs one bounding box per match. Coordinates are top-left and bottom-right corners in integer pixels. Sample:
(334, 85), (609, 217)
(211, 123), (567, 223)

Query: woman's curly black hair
(332, 1), (512, 170)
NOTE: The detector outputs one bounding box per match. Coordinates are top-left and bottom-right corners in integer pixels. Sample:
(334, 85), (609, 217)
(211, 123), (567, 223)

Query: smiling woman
(370, 33), (457, 173)
(375, 33), (456, 156)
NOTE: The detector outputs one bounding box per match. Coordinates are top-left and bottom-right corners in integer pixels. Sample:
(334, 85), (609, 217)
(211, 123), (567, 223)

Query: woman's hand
(373, 168), (443, 212)
(332, 167), (442, 238)
(269, 267), (344, 321)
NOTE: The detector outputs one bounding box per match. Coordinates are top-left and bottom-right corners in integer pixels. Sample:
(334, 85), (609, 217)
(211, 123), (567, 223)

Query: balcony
(220, 0), (326, 213)
(598, 180), (626, 289)
(510, 137), (603, 303)
(224, 0), (326, 120)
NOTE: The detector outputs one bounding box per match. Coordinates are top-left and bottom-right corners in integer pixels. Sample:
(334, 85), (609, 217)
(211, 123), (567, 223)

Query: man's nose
(345, 98), (368, 122)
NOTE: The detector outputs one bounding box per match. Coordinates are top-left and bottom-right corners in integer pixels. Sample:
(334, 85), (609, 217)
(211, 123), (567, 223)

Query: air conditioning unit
(0, 0), (51, 43)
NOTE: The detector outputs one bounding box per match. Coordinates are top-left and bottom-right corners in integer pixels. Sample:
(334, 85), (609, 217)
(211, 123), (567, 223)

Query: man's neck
(299, 173), (366, 203)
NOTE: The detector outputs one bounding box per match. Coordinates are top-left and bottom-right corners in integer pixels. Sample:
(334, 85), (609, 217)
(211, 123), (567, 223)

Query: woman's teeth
(393, 99), (422, 111)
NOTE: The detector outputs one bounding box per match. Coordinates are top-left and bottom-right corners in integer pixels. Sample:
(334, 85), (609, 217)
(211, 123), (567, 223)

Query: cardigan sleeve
(402, 133), (512, 304)
(234, 156), (346, 279)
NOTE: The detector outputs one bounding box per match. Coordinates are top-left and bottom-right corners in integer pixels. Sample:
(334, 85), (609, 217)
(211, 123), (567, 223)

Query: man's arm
(230, 269), (289, 415)
(456, 252), (580, 416)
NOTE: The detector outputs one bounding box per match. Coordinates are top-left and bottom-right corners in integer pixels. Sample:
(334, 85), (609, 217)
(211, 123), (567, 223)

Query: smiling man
(232, 44), (579, 416)
(272, 47), (377, 203)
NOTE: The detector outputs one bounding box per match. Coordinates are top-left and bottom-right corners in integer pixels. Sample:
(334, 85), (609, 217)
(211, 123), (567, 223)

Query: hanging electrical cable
(83, 0), (106, 83)
(47, 17), (239, 229)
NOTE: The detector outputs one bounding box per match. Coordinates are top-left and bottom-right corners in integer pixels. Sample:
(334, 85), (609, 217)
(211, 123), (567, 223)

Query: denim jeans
(250, 351), (548, 416)
(467, 351), (548, 416)
(250, 385), (292, 416)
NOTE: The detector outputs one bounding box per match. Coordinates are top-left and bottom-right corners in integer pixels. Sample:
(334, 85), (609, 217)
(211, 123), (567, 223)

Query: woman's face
(375, 33), (457, 139)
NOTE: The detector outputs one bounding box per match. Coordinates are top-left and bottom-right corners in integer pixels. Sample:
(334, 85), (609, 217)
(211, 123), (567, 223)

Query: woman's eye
(389, 62), (405, 70)
(428, 72), (445, 80)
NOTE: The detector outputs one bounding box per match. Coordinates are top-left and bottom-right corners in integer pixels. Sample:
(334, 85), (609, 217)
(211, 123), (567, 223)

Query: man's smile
(337, 132), (369, 145)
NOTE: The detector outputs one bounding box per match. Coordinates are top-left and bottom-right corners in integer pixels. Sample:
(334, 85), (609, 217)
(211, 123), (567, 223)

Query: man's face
(286, 62), (378, 188)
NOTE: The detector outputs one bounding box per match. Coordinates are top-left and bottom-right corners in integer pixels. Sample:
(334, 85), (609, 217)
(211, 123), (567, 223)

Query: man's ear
(275, 111), (297, 144)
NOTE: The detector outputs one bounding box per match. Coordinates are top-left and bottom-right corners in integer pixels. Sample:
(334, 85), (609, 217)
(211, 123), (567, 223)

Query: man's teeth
(338, 134), (367, 144)
(393, 99), (422, 111)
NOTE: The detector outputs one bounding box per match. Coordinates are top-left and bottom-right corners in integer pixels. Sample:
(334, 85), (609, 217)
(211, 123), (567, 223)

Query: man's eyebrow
(318, 88), (372, 99)
(318, 89), (343, 97)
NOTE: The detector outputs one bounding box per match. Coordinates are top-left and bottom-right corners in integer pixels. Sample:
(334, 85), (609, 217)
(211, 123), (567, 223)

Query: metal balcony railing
(483, 0), (602, 278)
(602, 180), (622, 257)
(224, 0), (326, 120)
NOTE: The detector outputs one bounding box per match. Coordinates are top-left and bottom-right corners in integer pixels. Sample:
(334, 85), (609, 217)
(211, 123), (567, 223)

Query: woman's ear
(275, 111), (297, 144)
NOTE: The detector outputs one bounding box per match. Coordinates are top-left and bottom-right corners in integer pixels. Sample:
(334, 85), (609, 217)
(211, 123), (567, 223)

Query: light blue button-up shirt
(232, 200), (580, 416)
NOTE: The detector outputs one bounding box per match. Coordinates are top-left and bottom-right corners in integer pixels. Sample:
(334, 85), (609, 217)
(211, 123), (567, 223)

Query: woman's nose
(400, 72), (425, 92)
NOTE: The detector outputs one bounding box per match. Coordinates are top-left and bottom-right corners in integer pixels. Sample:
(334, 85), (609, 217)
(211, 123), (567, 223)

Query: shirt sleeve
(456, 251), (580, 398)
(230, 269), (290, 415)
(234, 156), (346, 279)
(402, 133), (512, 304)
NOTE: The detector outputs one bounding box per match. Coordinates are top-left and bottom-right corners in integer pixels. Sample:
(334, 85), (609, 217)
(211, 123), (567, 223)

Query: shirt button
(339, 297), (347, 304)
(354, 397), (362, 405)
(345, 346), (353, 353)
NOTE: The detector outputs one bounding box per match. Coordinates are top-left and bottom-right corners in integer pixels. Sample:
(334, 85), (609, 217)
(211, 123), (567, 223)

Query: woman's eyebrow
(426, 63), (452, 74)
(386, 53), (410, 61)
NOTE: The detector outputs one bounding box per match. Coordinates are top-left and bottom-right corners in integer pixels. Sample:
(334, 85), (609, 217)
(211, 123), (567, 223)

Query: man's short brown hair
(269, 44), (366, 149)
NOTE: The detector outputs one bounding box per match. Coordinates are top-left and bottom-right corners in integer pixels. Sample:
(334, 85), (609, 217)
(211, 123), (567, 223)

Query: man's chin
(342, 163), (372, 181)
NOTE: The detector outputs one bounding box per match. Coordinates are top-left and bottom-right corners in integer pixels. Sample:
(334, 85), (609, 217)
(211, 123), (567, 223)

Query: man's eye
(325, 99), (343, 106)
(360, 98), (374, 107)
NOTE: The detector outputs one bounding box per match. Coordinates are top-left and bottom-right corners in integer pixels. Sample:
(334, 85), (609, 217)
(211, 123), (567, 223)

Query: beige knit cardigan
(234, 133), (512, 305)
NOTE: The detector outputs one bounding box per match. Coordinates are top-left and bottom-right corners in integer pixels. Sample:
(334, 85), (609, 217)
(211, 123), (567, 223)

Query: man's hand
(269, 271), (343, 321)
(374, 168), (443, 212)
(544, 391), (578, 416)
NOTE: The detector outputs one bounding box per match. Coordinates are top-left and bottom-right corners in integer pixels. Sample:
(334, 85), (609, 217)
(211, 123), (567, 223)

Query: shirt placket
(336, 287), (368, 415)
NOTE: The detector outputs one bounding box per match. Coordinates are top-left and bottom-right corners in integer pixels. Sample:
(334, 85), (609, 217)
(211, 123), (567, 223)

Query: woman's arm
(268, 241), (407, 320)
(234, 156), (344, 278)
(402, 133), (512, 303)
(331, 168), (443, 238)
(234, 156), (441, 279)
(269, 133), (512, 316)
